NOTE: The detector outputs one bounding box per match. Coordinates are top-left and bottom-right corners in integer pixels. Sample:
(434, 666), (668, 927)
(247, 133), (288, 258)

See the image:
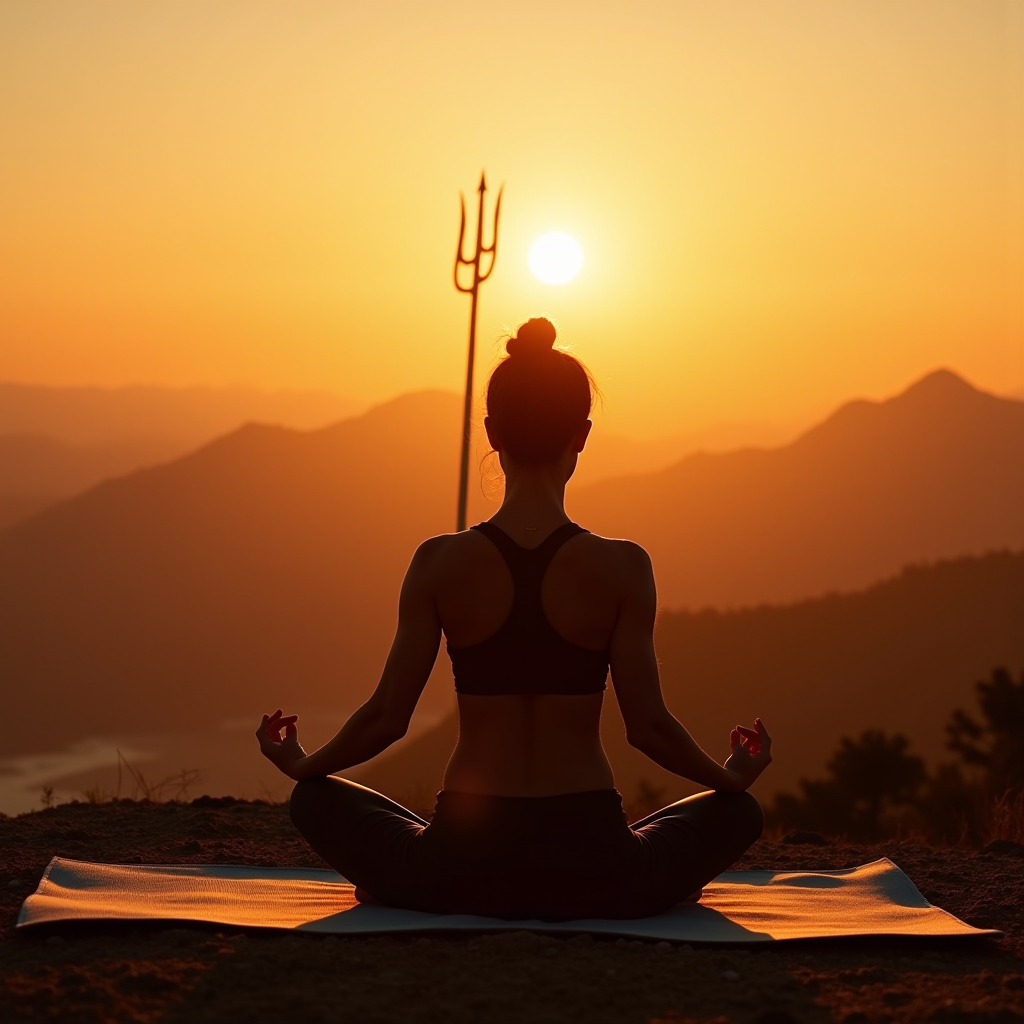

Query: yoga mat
(18, 856), (995, 943)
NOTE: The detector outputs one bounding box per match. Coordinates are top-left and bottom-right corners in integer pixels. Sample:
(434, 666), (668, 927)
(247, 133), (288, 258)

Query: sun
(528, 232), (583, 285)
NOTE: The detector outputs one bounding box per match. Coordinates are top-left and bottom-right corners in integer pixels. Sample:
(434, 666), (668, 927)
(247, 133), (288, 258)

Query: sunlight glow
(528, 232), (584, 285)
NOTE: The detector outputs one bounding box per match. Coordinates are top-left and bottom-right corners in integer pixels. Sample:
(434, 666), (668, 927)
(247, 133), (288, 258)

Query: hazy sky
(1, 0), (1021, 435)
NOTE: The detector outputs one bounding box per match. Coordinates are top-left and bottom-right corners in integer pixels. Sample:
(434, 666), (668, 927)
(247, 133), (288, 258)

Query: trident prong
(453, 171), (503, 532)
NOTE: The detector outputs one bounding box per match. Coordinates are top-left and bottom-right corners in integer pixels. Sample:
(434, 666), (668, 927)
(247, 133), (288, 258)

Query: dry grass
(981, 788), (1024, 846)
(72, 751), (206, 806)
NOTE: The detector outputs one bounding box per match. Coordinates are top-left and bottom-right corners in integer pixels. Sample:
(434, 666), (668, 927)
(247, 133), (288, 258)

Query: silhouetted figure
(257, 317), (770, 920)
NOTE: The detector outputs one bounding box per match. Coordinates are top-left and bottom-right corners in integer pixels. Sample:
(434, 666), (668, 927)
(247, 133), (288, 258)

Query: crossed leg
(630, 789), (764, 906)
(288, 776), (428, 905)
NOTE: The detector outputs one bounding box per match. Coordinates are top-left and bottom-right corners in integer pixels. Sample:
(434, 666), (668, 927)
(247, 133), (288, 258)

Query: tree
(827, 730), (927, 839)
(946, 667), (1024, 794)
(770, 730), (926, 841)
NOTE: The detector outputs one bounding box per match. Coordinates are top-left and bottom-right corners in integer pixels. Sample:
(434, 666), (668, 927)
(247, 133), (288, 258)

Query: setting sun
(528, 232), (584, 285)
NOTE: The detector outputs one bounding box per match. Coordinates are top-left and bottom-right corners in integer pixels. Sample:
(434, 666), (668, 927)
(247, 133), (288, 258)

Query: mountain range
(0, 382), (799, 530)
(569, 369), (1024, 607)
(0, 383), (363, 531)
(0, 369), (1020, 771)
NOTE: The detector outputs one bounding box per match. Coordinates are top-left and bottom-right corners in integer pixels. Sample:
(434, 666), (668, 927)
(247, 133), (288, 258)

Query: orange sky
(1, 0), (1021, 435)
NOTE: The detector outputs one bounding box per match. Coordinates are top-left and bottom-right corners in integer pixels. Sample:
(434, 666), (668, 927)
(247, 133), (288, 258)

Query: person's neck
(490, 462), (570, 543)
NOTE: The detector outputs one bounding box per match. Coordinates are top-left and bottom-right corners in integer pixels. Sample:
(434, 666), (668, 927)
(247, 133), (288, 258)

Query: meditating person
(256, 316), (771, 921)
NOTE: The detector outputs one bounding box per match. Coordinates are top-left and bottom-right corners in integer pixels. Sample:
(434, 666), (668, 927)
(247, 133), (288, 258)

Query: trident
(453, 171), (503, 532)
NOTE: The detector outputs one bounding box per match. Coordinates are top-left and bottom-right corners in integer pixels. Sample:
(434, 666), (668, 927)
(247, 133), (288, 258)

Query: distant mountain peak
(899, 368), (978, 400)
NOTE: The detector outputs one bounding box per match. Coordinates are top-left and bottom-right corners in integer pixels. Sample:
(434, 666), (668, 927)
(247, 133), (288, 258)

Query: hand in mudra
(256, 709), (308, 780)
(723, 718), (772, 791)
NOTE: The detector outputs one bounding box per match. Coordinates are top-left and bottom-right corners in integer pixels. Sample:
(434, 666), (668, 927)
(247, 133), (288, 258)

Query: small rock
(722, 969), (741, 981)
(980, 839), (1024, 858)
(7, 879), (22, 889)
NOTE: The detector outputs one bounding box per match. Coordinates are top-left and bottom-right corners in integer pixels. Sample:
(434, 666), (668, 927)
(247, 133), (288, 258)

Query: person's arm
(608, 542), (771, 792)
(256, 537), (445, 781)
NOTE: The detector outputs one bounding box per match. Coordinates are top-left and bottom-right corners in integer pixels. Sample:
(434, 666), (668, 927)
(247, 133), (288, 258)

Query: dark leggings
(290, 778), (762, 921)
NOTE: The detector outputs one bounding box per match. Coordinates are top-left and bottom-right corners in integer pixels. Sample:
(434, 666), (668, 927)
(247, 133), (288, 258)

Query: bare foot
(354, 886), (380, 905)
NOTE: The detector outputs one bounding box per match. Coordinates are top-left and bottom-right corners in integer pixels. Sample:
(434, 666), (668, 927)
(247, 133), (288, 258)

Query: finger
(735, 725), (760, 753)
(256, 714), (270, 738)
(285, 722), (297, 739)
(268, 713), (296, 732)
(730, 728), (742, 753)
(755, 718), (772, 742)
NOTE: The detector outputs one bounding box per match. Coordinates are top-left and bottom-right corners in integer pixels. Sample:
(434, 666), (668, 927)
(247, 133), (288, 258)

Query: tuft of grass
(115, 750), (206, 802)
(77, 751), (206, 804)
(39, 785), (55, 809)
(980, 788), (1024, 846)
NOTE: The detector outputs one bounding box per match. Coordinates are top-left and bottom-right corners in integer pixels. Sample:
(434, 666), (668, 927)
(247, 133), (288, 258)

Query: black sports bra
(447, 520), (610, 696)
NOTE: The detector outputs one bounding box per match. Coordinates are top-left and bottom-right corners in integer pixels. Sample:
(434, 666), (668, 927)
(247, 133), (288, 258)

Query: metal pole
(453, 172), (502, 532)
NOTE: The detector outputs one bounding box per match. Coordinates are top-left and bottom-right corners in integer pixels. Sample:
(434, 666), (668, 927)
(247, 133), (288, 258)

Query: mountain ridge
(569, 369), (1023, 608)
(0, 370), (1019, 760)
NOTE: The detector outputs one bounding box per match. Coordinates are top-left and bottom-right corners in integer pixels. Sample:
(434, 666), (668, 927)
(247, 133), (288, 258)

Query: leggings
(289, 778), (763, 921)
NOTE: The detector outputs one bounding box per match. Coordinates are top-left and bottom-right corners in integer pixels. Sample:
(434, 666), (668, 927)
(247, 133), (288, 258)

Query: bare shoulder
(571, 532), (653, 585)
(408, 529), (493, 578)
(576, 531), (651, 566)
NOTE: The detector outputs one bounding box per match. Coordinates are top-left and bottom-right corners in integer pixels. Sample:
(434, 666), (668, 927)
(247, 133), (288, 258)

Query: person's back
(431, 521), (626, 797)
(257, 317), (772, 921)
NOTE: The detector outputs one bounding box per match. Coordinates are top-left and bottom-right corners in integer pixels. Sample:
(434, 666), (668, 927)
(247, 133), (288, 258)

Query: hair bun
(507, 317), (556, 358)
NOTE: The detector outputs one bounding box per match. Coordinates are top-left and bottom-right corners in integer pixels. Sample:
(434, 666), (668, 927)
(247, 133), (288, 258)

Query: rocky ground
(1, 798), (1022, 1023)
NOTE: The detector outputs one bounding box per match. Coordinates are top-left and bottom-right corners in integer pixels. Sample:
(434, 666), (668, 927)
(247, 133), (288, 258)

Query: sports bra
(447, 520), (610, 696)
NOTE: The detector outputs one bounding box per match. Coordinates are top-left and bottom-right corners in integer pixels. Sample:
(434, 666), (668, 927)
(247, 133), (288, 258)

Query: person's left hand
(722, 718), (772, 790)
(256, 709), (308, 780)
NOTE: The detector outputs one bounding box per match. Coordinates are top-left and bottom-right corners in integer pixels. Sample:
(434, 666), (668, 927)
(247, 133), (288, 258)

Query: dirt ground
(1, 798), (1022, 1024)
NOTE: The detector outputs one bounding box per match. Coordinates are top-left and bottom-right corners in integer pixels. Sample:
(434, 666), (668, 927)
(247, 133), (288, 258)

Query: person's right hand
(256, 709), (308, 781)
(722, 718), (772, 791)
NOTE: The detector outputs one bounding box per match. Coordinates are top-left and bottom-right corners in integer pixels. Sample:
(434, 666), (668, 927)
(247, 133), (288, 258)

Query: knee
(706, 789), (763, 845)
(734, 790), (764, 843)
